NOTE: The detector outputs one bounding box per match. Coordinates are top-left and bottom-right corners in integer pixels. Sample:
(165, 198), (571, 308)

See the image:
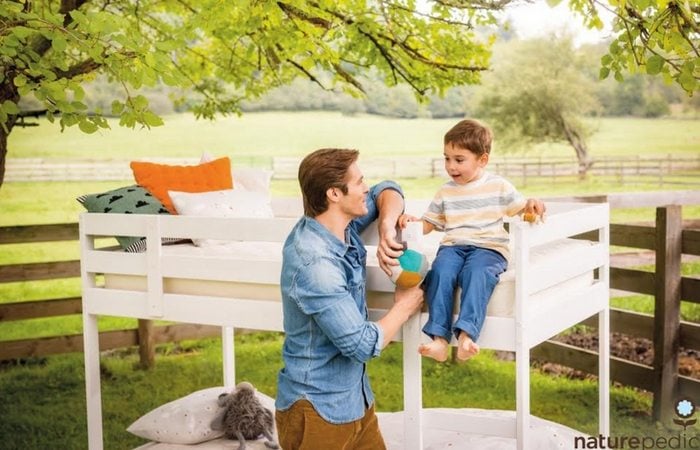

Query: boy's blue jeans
(422, 245), (507, 343)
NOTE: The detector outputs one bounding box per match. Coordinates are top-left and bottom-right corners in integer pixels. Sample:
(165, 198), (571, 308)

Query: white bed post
(222, 327), (235, 388)
(513, 223), (530, 450)
(402, 313), (423, 450)
(599, 210), (611, 436)
(79, 216), (104, 450)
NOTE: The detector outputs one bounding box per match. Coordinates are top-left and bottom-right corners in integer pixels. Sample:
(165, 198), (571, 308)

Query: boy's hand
(397, 213), (420, 229)
(523, 199), (546, 223)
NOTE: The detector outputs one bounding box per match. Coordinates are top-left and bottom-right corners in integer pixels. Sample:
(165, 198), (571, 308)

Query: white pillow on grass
(127, 386), (225, 444)
(127, 386), (276, 445)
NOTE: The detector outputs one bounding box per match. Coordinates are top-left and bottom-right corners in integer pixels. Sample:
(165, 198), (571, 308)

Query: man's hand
(377, 223), (404, 277)
(394, 285), (424, 317)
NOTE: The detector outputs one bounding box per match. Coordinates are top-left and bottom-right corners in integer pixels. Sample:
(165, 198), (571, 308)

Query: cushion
(77, 185), (175, 252)
(200, 152), (273, 196)
(168, 189), (274, 247)
(127, 386), (275, 445)
(131, 157), (233, 213)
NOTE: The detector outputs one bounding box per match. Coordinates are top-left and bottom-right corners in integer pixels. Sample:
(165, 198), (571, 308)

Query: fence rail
(1, 191), (699, 422)
(6, 154), (700, 184)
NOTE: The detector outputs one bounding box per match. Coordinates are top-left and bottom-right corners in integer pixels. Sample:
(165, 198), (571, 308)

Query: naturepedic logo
(573, 398), (698, 449)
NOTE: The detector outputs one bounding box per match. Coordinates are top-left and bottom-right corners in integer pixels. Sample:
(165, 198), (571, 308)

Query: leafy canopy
(560, 0), (699, 94)
(0, 0), (500, 134)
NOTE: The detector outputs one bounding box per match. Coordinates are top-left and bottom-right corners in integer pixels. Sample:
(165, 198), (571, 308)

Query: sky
(504, 1), (615, 46)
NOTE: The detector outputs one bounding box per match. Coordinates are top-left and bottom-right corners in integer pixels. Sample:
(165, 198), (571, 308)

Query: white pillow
(127, 386), (225, 444)
(128, 386), (277, 445)
(200, 152), (273, 196)
(168, 189), (274, 247)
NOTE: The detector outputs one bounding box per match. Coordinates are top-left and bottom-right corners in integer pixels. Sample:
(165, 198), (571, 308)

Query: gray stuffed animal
(211, 382), (279, 450)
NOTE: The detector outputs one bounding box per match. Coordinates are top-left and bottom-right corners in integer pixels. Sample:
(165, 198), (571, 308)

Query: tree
(1, 1), (697, 189)
(0, 0), (506, 187)
(563, 0), (699, 94)
(476, 37), (600, 176)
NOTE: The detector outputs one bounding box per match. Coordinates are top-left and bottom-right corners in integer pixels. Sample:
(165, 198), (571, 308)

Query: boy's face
(443, 143), (488, 185)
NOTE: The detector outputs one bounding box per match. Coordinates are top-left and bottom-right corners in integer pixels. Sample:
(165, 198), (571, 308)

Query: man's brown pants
(275, 400), (387, 450)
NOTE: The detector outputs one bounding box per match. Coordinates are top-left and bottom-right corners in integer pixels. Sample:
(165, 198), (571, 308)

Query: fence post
(138, 319), (155, 368)
(652, 205), (682, 422)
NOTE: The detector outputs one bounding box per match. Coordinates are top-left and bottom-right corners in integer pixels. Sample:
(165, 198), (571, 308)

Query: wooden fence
(6, 154), (700, 185)
(1, 190), (699, 421)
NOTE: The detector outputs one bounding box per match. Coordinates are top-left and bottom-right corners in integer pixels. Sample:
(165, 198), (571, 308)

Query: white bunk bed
(79, 199), (610, 450)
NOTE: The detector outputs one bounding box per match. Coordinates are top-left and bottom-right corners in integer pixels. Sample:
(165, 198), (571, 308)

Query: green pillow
(77, 185), (172, 252)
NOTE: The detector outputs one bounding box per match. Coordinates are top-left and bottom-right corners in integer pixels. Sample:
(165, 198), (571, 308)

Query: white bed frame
(79, 199), (610, 450)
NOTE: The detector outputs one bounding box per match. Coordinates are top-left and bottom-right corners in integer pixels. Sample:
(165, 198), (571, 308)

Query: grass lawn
(0, 334), (670, 450)
(8, 112), (700, 159)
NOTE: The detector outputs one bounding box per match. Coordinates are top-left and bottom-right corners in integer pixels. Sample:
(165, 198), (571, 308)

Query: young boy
(399, 119), (545, 362)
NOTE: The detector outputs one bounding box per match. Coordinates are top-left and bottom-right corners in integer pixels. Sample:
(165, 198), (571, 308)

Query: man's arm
(376, 285), (424, 348)
(376, 188), (406, 276)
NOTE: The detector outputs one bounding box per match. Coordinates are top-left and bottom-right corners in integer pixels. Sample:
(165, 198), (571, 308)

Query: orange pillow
(130, 157), (233, 213)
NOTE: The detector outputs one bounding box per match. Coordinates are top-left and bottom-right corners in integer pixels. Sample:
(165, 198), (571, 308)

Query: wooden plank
(609, 224), (656, 250)
(580, 309), (699, 350)
(679, 375), (700, 400)
(0, 260), (81, 283)
(606, 191), (700, 208)
(0, 223), (79, 244)
(0, 323), (221, 361)
(532, 340), (655, 391)
(137, 319), (155, 369)
(581, 308), (653, 340)
(682, 229), (700, 256)
(680, 321), (700, 351)
(652, 206), (682, 422)
(0, 297), (82, 322)
(682, 276), (700, 304)
(610, 267), (655, 295)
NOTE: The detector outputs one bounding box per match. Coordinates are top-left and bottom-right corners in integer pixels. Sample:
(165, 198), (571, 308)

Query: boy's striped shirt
(422, 172), (526, 260)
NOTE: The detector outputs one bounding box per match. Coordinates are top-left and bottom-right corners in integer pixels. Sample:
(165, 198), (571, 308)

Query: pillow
(77, 185), (178, 252)
(169, 189), (274, 247)
(200, 152), (273, 196)
(127, 386), (275, 445)
(131, 157), (233, 214)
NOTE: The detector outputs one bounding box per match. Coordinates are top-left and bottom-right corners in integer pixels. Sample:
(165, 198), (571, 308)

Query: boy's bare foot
(457, 332), (480, 361)
(418, 338), (449, 362)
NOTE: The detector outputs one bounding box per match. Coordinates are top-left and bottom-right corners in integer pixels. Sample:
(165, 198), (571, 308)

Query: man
(275, 148), (424, 449)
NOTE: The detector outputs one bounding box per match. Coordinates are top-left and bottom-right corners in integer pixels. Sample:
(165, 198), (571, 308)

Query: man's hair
(298, 148), (359, 217)
(444, 119), (493, 156)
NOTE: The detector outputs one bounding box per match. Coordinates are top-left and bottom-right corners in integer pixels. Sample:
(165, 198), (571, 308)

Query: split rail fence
(1, 190), (699, 421)
(6, 154), (700, 186)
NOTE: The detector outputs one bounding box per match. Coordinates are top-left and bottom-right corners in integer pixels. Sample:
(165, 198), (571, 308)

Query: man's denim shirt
(275, 181), (404, 424)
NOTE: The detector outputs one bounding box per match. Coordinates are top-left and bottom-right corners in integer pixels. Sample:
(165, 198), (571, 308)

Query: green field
(8, 112), (700, 159)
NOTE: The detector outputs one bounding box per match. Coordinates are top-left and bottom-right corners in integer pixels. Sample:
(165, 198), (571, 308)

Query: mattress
(103, 239), (595, 318)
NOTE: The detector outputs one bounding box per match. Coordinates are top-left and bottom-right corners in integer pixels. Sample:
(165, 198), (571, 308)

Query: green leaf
(678, 71), (697, 92)
(51, 37), (67, 52)
(142, 111), (164, 127)
(599, 67), (610, 80)
(13, 75), (27, 87)
(2, 100), (20, 115)
(111, 101), (124, 115)
(646, 55), (664, 75)
(79, 119), (99, 134)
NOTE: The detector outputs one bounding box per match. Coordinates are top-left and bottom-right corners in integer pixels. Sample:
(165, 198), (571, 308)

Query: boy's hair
(298, 148), (359, 217)
(444, 119), (493, 156)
